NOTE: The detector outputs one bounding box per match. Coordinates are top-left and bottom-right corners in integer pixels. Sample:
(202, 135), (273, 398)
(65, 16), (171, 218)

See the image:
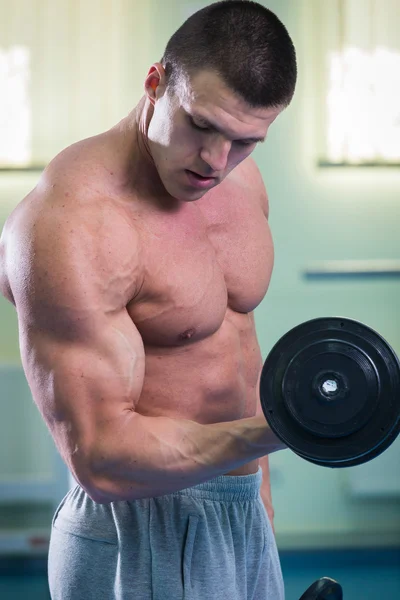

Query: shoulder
(2, 149), (142, 311)
(5, 134), (139, 246)
(227, 156), (269, 218)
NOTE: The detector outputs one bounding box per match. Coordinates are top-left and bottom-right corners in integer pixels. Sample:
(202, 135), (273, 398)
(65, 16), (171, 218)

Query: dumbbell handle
(298, 577), (343, 600)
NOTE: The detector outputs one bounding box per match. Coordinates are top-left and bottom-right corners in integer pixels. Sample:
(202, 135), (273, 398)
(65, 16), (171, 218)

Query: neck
(135, 96), (155, 168)
(112, 97), (187, 212)
(115, 97), (165, 200)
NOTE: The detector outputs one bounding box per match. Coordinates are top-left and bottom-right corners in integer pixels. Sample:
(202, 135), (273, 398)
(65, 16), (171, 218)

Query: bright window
(0, 1), (152, 170)
(0, 46), (31, 166)
(309, 0), (400, 166)
(327, 47), (400, 164)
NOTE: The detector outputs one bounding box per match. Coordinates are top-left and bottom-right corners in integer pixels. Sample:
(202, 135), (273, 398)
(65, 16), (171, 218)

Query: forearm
(85, 411), (284, 503)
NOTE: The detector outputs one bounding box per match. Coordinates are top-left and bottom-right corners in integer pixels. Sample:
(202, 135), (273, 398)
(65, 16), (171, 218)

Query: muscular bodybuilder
(0, 2), (297, 598)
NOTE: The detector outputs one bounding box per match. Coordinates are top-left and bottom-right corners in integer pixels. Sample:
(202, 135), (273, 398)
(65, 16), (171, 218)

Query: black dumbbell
(299, 577), (343, 600)
(260, 317), (400, 468)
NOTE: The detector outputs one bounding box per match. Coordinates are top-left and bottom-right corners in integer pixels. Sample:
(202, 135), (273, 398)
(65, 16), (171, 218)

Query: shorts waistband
(171, 468), (263, 502)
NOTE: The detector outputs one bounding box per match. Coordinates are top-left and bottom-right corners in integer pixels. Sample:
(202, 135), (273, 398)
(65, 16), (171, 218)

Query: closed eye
(189, 116), (261, 146)
(190, 118), (211, 132)
(234, 139), (257, 147)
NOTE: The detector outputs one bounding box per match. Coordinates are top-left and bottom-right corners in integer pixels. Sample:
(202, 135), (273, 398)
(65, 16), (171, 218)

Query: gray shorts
(48, 468), (284, 599)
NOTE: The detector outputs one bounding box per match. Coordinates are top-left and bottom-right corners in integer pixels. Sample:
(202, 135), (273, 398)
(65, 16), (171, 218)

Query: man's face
(147, 70), (283, 202)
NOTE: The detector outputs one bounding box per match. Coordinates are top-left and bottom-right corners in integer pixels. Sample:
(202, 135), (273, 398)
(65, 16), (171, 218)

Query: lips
(185, 170), (217, 189)
(189, 171), (216, 179)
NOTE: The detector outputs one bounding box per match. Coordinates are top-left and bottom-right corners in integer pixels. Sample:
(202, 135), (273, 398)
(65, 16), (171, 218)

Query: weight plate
(299, 577), (343, 600)
(260, 318), (400, 468)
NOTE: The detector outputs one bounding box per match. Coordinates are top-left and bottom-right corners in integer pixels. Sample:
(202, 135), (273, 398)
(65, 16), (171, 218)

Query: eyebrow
(190, 113), (266, 144)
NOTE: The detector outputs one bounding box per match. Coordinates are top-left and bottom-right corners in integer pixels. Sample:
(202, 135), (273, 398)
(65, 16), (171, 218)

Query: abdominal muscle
(135, 310), (262, 476)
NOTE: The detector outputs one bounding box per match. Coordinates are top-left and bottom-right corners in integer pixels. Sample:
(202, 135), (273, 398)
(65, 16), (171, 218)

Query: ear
(144, 63), (167, 105)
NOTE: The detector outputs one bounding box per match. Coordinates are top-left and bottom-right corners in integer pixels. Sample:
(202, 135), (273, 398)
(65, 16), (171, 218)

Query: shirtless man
(0, 2), (296, 598)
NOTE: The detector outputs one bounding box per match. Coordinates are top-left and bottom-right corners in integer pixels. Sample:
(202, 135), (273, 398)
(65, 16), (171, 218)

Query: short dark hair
(161, 0), (297, 109)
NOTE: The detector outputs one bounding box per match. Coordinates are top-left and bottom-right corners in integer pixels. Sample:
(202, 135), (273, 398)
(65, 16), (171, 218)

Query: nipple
(179, 328), (196, 341)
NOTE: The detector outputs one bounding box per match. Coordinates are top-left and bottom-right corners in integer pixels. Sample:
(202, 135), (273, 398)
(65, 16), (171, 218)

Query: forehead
(178, 70), (282, 131)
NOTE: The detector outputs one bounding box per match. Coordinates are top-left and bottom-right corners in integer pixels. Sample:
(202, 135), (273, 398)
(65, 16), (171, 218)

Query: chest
(128, 187), (273, 345)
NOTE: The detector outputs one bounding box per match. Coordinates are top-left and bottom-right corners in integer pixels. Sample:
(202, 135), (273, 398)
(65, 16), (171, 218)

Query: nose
(200, 136), (232, 173)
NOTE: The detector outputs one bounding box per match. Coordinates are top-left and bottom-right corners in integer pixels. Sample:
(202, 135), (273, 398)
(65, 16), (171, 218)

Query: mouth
(185, 170), (217, 189)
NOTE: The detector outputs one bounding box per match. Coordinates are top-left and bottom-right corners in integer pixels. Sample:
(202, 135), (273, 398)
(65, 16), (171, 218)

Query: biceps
(20, 314), (145, 467)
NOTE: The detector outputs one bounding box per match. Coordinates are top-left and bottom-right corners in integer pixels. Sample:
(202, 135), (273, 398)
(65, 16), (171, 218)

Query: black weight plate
(260, 317), (400, 468)
(299, 577), (343, 600)
(295, 415), (400, 468)
(282, 343), (379, 438)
